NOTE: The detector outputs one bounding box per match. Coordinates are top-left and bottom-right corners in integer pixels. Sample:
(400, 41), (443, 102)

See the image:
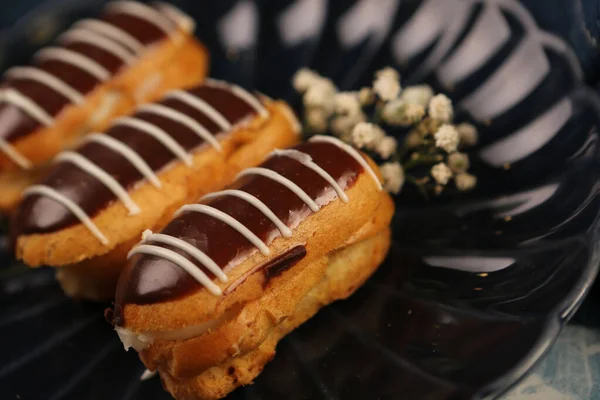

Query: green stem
(403, 154), (443, 170)
(407, 175), (429, 200)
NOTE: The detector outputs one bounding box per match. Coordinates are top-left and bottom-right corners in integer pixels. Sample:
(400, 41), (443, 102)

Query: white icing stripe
(202, 190), (293, 238)
(129, 244), (222, 295)
(137, 104), (222, 151)
(85, 133), (161, 188)
(141, 230), (227, 282)
(36, 47), (111, 82)
(56, 151), (140, 215)
(22, 185), (108, 245)
(0, 137), (32, 169)
(0, 89), (53, 126)
(237, 167), (320, 213)
(166, 90), (231, 131)
(76, 19), (144, 53)
(176, 204), (271, 256)
(114, 117), (193, 166)
(309, 135), (383, 191)
(205, 79), (269, 118)
(106, 1), (174, 36)
(5, 67), (84, 105)
(61, 29), (135, 65)
(272, 149), (349, 203)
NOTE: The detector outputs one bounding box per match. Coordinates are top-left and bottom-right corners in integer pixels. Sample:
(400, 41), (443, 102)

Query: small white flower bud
(447, 152), (470, 173)
(380, 162), (404, 194)
(293, 68), (321, 93)
(457, 123), (478, 147)
(431, 163), (453, 185)
(376, 136), (398, 159)
(455, 173), (477, 191)
(351, 122), (385, 149)
(434, 124), (459, 153)
(400, 85), (434, 106)
(428, 94), (453, 123)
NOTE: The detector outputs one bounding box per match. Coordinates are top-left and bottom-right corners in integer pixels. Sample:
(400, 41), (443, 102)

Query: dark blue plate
(1, 1), (600, 399)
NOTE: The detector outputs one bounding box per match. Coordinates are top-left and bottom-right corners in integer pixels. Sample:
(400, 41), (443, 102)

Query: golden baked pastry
(0, 1), (209, 210)
(13, 80), (300, 300)
(109, 137), (394, 399)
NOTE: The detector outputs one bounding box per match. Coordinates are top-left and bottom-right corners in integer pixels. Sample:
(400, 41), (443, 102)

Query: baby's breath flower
(376, 136), (397, 159)
(303, 78), (337, 113)
(351, 122), (385, 149)
(455, 173), (477, 191)
(380, 162), (404, 194)
(434, 124), (459, 153)
(428, 94), (453, 123)
(359, 87), (375, 105)
(447, 152), (470, 173)
(293, 68), (321, 93)
(405, 131), (422, 148)
(334, 92), (362, 116)
(331, 112), (365, 137)
(375, 67), (400, 81)
(306, 108), (328, 133)
(431, 163), (453, 185)
(382, 100), (425, 126)
(373, 68), (401, 102)
(457, 123), (478, 147)
(400, 84), (433, 107)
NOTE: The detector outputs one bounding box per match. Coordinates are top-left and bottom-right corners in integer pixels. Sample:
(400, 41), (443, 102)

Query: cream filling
(116, 308), (239, 352)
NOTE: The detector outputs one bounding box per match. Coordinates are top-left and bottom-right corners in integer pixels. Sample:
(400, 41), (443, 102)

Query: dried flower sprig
(293, 67), (479, 197)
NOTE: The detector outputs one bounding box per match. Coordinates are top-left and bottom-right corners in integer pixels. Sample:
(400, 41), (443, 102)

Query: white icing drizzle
(106, 1), (174, 36)
(5, 67), (84, 105)
(137, 103), (222, 151)
(113, 117), (193, 166)
(166, 90), (231, 131)
(22, 185), (109, 245)
(84, 133), (162, 188)
(0, 88), (53, 126)
(202, 190), (293, 238)
(76, 19), (144, 53)
(237, 167), (320, 213)
(204, 79), (269, 118)
(129, 244), (223, 295)
(140, 369), (157, 381)
(61, 29), (135, 65)
(141, 229), (228, 282)
(176, 204), (271, 256)
(271, 149), (349, 203)
(36, 47), (111, 82)
(0, 137), (32, 169)
(155, 1), (196, 33)
(56, 151), (141, 215)
(309, 135), (383, 190)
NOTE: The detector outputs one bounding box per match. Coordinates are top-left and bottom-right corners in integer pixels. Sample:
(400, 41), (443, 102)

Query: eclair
(13, 79), (300, 300)
(0, 1), (208, 210)
(110, 137), (394, 400)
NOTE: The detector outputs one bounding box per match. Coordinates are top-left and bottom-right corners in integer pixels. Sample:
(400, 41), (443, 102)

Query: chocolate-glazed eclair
(110, 137), (394, 400)
(14, 79), (300, 300)
(0, 1), (209, 210)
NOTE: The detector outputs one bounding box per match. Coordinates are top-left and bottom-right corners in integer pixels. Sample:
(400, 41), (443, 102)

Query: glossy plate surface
(1, 1), (600, 399)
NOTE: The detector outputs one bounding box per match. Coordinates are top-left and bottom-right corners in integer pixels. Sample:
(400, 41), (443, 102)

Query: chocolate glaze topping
(0, 3), (173, 144)
(15, 85), (259, 235)
(113, 140), (364, 311)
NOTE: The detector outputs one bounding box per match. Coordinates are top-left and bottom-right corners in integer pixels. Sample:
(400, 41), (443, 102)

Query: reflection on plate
(0, 1), (599, 399)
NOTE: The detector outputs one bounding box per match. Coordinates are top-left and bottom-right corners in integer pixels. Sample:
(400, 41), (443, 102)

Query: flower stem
(407, 175), (429, 200)
(403, 154), (443, 170)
